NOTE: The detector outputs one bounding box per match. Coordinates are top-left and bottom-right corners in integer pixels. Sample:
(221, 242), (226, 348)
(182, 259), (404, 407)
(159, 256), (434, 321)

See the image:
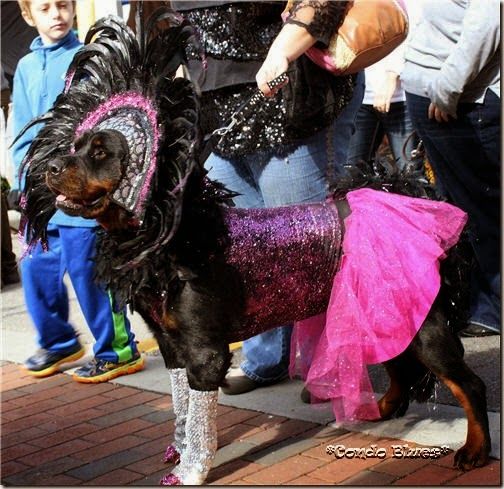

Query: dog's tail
(330, 154), (439, 200)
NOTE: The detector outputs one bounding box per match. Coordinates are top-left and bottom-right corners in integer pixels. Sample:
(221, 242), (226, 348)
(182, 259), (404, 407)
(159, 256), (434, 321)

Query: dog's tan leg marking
(440, 376), (490, 470)
(377, 383), (402, 419)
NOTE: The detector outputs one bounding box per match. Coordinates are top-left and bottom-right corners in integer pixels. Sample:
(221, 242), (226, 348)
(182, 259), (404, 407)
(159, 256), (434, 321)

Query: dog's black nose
(48, 159), (66, 176)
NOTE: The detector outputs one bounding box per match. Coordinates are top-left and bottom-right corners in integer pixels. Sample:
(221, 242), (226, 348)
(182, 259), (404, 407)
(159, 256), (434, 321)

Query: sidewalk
(1, 361), (500, 486)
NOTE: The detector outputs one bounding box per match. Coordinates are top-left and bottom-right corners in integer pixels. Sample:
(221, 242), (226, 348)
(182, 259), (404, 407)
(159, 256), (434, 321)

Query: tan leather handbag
(285, 0), (409, 76)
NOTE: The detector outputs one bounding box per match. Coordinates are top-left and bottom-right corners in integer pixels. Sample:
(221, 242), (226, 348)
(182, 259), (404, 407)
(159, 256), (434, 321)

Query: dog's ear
(74, 131), (93, 152)
(113, 130), (129, 162)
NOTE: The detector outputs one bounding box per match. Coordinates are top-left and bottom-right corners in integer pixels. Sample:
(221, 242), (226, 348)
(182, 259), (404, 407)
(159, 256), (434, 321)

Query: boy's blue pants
(21, 225), (137, 362)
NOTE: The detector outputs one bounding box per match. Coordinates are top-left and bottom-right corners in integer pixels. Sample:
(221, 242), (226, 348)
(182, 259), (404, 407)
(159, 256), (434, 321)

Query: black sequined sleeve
(285, 0), (350, 47)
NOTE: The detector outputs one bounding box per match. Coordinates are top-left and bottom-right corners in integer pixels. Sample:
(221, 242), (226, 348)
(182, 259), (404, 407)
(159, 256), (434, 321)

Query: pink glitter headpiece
(74, 92), (160, 219)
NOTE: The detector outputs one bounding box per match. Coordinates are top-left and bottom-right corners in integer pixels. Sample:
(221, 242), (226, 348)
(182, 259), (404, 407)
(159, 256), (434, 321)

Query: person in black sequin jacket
(172, 0), (364, 396)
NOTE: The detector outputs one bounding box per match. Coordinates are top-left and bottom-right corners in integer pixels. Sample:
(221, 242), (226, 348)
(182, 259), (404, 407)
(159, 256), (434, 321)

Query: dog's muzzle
(48, 158), (67, 176)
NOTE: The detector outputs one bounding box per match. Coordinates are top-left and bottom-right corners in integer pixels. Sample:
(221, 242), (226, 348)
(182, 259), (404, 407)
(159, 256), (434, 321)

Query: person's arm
(256, 23), (315, 96)
(427, 0), (500, 118)
(371, 45), (406, 113)
(256, 0), (350, 96)
(373, 71), (399, 113)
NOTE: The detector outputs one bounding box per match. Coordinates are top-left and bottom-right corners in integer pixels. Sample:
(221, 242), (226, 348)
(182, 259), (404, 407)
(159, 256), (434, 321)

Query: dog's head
(47, 129), (128, 220)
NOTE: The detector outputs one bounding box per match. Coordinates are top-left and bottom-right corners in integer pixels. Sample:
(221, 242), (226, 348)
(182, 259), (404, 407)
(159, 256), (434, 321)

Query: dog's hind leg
(378, 357), (412, 419)
(378, 351), (435, 419)
(411, 306), (491, 470)
(440, 373), (490, 470)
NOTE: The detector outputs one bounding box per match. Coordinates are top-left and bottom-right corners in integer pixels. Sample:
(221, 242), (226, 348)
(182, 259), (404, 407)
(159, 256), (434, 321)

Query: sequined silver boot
(163, 368), (190, 465)
(160, 388), (218, 485)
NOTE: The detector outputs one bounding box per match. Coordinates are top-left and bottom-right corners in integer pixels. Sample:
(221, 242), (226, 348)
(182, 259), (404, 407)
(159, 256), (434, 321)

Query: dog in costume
(18, 7), (490, 485)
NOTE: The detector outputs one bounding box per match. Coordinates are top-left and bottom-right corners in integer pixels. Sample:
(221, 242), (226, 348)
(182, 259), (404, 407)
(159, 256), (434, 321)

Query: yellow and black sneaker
(24, 344), (85, 378)
(72, 352), (144, 383)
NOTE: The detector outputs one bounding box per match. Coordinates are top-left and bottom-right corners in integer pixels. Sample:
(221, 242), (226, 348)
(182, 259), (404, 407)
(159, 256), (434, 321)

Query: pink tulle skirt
(290, 188), (467, 422)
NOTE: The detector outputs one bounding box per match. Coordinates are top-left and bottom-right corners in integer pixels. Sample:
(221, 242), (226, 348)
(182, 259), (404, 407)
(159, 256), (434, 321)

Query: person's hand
(428, 102), (451, 122)
(256, 50), (289, 97)
(373, 72), (399, 113)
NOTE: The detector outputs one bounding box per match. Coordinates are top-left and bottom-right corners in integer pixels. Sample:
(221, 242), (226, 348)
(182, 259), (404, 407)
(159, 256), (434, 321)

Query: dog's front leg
(160, 388), (218, 485)
(164, 368), (190, 465)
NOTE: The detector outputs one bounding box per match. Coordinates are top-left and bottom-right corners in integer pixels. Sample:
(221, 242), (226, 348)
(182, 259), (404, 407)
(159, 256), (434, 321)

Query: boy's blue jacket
(12, 31), (96, 227)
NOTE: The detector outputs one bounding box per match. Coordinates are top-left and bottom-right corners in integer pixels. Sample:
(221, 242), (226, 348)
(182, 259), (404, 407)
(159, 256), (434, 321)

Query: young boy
(12, 0), (144, 382)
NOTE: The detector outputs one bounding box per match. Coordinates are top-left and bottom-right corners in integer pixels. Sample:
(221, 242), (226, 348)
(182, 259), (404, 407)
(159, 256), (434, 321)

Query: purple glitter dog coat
(223, 200), (343, 340)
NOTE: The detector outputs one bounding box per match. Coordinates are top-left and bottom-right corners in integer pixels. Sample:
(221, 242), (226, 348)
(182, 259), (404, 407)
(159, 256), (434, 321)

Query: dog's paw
(454, 444), (490, 471)
(163, 445), (181, 465)
(377, 397), (408, 420)
(159, 473), (182, 485)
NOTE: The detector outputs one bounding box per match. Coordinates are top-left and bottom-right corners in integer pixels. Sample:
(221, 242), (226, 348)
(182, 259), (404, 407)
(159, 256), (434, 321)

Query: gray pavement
(1, 219), (501, 459)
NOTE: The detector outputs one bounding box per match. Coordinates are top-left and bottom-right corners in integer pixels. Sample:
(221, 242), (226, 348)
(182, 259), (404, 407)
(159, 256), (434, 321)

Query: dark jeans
(347, 101), (422, 170)
(406, 91), (501, 331)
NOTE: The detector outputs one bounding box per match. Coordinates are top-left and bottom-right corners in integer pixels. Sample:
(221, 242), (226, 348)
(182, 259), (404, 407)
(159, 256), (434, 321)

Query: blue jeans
(21, 225), (138, 361)
(205, 74), (365, 383)
(348, 101), (422, 170)
(406, 91), (501, 331)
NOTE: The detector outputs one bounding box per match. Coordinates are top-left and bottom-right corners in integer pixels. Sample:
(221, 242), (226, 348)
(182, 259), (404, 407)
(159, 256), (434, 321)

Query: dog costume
(18, 8), (485, 486)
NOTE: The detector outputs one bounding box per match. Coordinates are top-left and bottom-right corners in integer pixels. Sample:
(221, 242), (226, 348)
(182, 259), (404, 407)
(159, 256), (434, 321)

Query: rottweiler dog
(20, 10), (491, 485)
(44, 127), (491, 476)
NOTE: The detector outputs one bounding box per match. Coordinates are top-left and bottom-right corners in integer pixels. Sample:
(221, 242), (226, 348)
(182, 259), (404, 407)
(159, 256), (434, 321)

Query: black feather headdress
(20, 6), (200, 251)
